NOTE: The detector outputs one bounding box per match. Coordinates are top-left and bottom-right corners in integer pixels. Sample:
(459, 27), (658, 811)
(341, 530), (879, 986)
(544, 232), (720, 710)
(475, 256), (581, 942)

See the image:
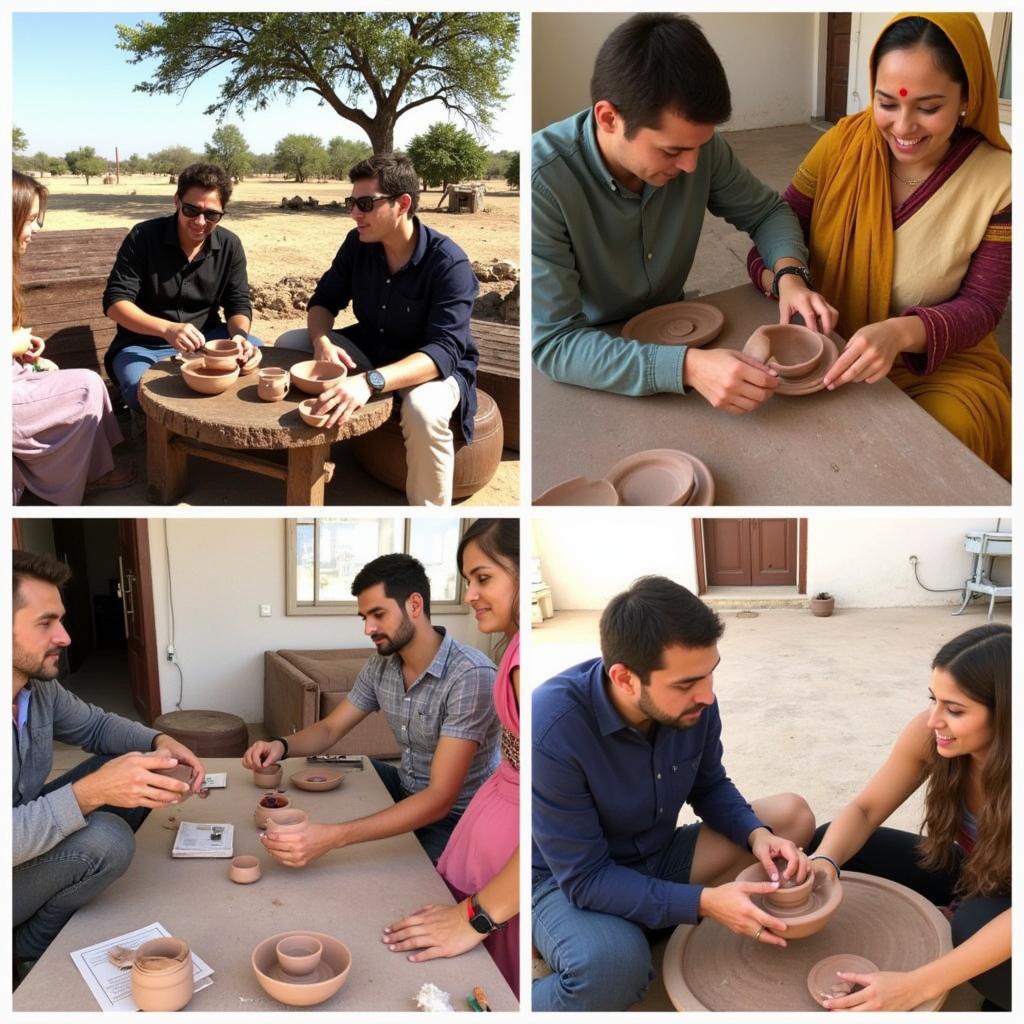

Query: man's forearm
(334, 785), (454, 849)
(274, 718), (349, 759)
(227, 313), (251, 338)
(374, 352), (439, 393)
(106, 300), (171, 341)
(307, 305), (337, 347)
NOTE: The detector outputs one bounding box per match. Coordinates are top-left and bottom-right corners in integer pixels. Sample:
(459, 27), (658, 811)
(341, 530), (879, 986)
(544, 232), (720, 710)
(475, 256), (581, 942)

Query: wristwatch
(366, 369), (386, 396)
(770, 264), (813, 299)
(467, 894), (502, 934)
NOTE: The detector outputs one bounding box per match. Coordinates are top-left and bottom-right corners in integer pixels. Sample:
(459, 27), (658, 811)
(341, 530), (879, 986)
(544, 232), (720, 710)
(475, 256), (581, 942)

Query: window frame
(990, 13), (1011, 125)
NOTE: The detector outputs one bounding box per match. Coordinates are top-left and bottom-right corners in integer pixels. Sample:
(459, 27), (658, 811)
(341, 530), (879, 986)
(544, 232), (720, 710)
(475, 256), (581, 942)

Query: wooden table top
(139, 347), (394, 450)
(13, 757), (517, 1012)
(532, 285), (1010, 506)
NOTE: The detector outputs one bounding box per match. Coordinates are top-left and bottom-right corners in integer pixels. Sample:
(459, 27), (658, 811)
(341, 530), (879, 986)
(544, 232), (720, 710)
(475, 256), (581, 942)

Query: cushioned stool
(152, 709), (249, 757)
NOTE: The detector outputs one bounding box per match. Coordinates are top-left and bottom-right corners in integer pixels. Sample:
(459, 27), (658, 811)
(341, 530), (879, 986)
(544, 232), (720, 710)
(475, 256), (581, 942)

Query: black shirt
(102, 214), (252, 371)
(308, 217), (480, 440)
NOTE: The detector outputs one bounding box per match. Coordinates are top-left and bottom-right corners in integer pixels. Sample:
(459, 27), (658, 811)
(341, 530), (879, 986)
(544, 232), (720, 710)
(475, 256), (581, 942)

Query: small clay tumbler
(253, 764), (283, 788)
(258, 367), (290, 402)
(203, 338), (241, 371)
(131, 937), (193, 1012)
(229, 855), (262, 884)
(763, 857), (815, 910)
(276, 936), (323, 976)
(264, 808), (308, 834)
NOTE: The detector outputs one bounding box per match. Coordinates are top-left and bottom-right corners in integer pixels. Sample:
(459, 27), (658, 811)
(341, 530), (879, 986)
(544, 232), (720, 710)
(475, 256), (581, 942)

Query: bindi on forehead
(899, 87), (908, 97)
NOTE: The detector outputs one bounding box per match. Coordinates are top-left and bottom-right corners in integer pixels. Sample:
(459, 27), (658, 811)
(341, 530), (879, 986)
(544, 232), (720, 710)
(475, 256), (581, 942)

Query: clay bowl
(290, 360), (347, 395)
(604, 450), (696, 506)
(263, 808), (309, 834)
(228, 855), (262, 885)
(131, 937), (193, 1012)
(290, 767), (344, 792)
(252, 931), (352, 1007)
(181, 362), (240, 395)
(807, 954), (879, 1006)
(253, 793), (291, 829)
(736, 861), (843, 939)
(151, 762), (194, 805)
(203, 338), (242, 371)
(276, 935), (323, 976)
(745, 324), (825, 379)
(253, 764), (284, 788)
(534, 476), (620, 506)
(258, 368), (290, 402)
(239, 348), (263, 375)
(298, 398), (331, 428)
(762, 856), (815, 910)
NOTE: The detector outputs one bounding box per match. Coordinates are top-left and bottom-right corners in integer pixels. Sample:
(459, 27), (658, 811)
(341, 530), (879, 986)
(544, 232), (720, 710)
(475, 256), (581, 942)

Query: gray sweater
(13, 679), (160, 866)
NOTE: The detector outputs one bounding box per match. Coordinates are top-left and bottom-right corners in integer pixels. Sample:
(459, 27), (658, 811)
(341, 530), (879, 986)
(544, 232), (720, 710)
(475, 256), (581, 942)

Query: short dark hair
(600, 576), (724, 684)
(176, 163), (233, 207)
(872, 17), (968, 97)
(591, 14), (732, 137)
(351, 553), (431, 617)
(349, 154), (420, 215)
(13, 550), (71, 611)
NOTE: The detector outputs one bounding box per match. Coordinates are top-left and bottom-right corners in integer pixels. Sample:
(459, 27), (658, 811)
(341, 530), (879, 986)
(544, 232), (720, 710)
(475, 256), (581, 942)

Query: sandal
(85, 464), (137, 493)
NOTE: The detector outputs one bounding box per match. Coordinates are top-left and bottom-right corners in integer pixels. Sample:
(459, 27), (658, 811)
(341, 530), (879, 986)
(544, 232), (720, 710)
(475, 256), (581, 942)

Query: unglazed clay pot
(534, 477), (620, 506)
(254, 793), (291, 829)
(181, 362), (239, 395)
(807, 954), (879, 1006)
(736, 861), (843, 939)
(203, 338), (242, 371)
(228, 855), (262, 884)
(253, 764), (283, 788)
(276, 936), (323, 976)
(763, 858), (816, 910)
(151, 762), (194, 805)
(290, 360), (347, 395)
(745, 324), (824, 378)
(298, 398), (331, 428)
(290, 768), (344, 792)
(264, 808), (309, 834)
(131, 937), (193, 1012)
(257, 367), (290, 402)
(252, 930), (352, 1007)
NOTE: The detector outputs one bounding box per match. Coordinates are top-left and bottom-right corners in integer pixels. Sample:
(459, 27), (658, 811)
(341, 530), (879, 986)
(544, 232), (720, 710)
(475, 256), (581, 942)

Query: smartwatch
(467, 895), (502, 935)
(770, 264), (813, 299)
(367, 369), (386, 396)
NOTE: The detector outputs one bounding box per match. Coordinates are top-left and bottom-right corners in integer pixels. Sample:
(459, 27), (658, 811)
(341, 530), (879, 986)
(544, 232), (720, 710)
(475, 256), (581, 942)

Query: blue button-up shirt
(308, 217), (481, 440)
(532, 658), (764, 929)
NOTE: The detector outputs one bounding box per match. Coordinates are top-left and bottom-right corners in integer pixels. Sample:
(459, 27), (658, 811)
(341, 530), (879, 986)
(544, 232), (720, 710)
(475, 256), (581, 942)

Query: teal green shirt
(532, 109), (809, 395)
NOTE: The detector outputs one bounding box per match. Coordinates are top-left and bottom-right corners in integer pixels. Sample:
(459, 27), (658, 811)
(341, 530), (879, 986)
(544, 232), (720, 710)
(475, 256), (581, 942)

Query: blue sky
(12, 13), (523, 159)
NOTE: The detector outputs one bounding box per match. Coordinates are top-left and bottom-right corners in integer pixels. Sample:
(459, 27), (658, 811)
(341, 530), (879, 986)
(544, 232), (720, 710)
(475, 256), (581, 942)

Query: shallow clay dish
(290, 360), (347, 395)
(604, 449), (715, 506)
(298, 398), (331, 428)
(239, 348), (263, 375)
(745, 324), (825, 378)
(252, 930), (352, 1007)
(181, 362), (239, 395)
(807, 954), (879, 1006)
(736, 861), (843, 938)
(621, 301), (725, 347)
(534, 477), (620, 506)
(290, 767), (344, 792)
(228, 855), (262, 884)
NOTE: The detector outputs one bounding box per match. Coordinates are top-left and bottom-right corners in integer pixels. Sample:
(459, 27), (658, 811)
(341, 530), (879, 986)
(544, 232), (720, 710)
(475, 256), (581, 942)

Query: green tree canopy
(13, 126), (28, 153)
(273, 134), (327, 183)
(326, 136), (372, 181)
(30, 151), (51, 174)
(249, 152), (276, 176)
(48, 157), (70, 176)
(407, 122), (487, 192)
(205, 124), (253, 181)
(505, 151), (519, 190)
(148, 145), (202, 176)
(121, 152), (150, 174)
(117, 12), (518, 154)
(66, 147), (109, 185)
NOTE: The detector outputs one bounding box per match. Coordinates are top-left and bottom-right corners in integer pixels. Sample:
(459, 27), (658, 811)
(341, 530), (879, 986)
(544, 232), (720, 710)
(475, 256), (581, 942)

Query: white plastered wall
(533, 13), (817, 131)
(146, 519), (489, 723)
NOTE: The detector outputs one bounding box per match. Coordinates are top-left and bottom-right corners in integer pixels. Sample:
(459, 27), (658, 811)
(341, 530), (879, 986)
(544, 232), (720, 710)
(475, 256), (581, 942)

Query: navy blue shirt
(532, 658), (764, 929)
(308, 217), (480, 440)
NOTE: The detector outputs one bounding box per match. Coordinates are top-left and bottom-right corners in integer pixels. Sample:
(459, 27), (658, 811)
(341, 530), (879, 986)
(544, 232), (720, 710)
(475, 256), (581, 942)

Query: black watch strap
(770, 264), (813, 298)
(468, 895), (501, 934)
(268, 735), (290, 759)
(367, 369), (386, 395)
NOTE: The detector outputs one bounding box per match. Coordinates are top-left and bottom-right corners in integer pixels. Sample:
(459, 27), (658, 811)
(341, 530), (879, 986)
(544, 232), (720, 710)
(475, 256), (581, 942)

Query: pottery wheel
(266, 962), (338, 986)
(743, 332), (843, 396)
(604, 450), (715, 506)
(621, 302), (725, 347)
(662, 872), (951, 1012)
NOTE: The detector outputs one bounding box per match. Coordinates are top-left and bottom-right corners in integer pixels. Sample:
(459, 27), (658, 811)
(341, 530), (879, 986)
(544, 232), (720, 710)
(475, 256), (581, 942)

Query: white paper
(171, 821), (234, 858)
(69, 922), (214, 1012)
(201, 772), (228, 789)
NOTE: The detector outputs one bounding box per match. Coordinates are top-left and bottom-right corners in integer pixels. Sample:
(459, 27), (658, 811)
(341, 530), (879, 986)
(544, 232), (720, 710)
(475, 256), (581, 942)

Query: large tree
(205, 124), (253, 180)
(407, 122), (487, 192)
(66, 147), (109, 185)
(148, 145), (202, 176)
(505, 151), (519, 190)
(273, 134), (327, 183)
(116, 12), (518, 154)
(13, 126), (29, 153)
(326, 136), (372, 181)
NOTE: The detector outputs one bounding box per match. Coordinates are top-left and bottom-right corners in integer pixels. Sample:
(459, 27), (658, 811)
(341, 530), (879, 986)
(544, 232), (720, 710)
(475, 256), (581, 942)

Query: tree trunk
(366, 119), (395, 155)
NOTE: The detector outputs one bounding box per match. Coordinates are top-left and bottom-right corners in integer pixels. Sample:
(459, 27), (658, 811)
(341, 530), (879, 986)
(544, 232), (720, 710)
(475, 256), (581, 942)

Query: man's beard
(374, 613), (415, 657)
(13, 644), (62, 681)
(636, 686), (702, 730)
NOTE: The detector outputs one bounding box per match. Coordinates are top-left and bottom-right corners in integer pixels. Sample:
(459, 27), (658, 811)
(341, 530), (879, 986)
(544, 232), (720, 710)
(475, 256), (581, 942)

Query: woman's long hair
(12, 171), (48, 330)
(457, 518), (520, 634)
(918, 623), (1010, 897)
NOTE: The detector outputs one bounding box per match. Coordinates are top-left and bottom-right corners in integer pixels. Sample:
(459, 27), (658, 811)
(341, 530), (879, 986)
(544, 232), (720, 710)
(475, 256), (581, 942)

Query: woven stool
(152, 709), (249, 757)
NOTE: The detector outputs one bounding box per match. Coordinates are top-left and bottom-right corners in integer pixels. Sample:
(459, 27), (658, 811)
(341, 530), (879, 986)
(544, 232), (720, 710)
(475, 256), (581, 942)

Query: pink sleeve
(747, 185), (815, 294)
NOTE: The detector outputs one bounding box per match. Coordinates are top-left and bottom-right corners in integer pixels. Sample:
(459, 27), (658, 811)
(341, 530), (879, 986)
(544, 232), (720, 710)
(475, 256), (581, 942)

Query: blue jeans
(532, 822), (702, 1012)
(13, 755), (147, 959)
(370, 758), (462, 864)
(110, 322), (264, 411)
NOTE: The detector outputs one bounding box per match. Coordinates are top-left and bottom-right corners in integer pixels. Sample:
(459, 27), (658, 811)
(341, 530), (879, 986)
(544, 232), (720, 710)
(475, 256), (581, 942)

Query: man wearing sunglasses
(103, 163), (260, 417)
(275, 154), (479, 506)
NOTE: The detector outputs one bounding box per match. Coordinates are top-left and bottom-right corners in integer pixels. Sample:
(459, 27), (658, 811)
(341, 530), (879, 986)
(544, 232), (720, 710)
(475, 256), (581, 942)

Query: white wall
(146, 519), (490, 723)
(533, 13), (818, 131)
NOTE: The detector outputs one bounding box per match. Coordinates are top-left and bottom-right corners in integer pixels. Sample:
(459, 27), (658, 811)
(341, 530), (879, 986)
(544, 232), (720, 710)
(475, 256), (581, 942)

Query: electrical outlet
(909, 555), (919, 565)
(166, 644), (176, 662)
(259, 604), (272, 617)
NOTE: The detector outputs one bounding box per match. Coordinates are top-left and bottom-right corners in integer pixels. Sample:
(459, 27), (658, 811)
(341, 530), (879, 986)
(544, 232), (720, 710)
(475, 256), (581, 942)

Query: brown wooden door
(50, 520), (94, 672)
(704, 519), (798, 587)
(825, 13), (852, 123)
(117, 520), (162, 724)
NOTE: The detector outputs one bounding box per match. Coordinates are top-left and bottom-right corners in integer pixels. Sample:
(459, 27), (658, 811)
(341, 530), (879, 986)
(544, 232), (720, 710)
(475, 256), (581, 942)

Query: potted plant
(810, 592), (835, 617)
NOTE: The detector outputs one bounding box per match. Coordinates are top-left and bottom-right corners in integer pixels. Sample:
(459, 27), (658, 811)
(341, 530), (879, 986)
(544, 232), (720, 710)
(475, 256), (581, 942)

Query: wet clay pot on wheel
(290, 360), (347, 395)
(252, 930), (353, 1007)
(228, 855), (262, 884)
(745, 324), (824, 378)
(257, 368), (290, 402)
(807, 954), (879, 1007)
(735, 861), (843, 939)
(131, 937), (194, 1012)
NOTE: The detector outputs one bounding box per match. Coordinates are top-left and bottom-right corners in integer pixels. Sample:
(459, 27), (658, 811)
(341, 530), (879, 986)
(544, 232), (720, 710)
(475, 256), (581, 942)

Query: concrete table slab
(13, 757), (517, 1012)
(532, 285), (1009, 505)
(139, 348), (394, 506)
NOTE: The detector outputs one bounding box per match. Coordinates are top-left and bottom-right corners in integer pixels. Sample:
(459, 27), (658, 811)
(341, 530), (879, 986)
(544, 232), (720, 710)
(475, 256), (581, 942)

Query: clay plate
(252, 931), (352, 1007)
(743, 331), (843, 396)
(181, 362), (240, 395)
(807, 954), (879, 1007)
(534, 477), (620, 506)
(290, 768), (343, 792)
(622, 301), (725, 347)
(604, 449), (715, 506)
(290, 360), (347, 395)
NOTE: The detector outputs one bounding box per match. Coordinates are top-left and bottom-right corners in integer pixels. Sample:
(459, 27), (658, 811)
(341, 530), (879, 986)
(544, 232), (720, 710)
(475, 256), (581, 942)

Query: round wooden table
(139, 348), (393, 505)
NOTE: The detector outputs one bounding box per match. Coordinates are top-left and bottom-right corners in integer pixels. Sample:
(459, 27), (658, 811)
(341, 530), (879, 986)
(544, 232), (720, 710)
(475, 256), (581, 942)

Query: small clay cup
(229, 855), (262, 884)
(254, 793), (291, 829)
(131, 937), (193, 1012)
(298, 398), (331, 428)
(276, 936), (323, 976)
(290, 360), (347, 395)
(264, 808), (309, 834)
(203, 338), (242, 371)
(746, 324), (824, 379)
(763, 857), (815, 910)
(253, 764), (283, 788)
(807, 954), (879, 1006)
(258, 367), (290, 402)
(150, 762), (194, 806)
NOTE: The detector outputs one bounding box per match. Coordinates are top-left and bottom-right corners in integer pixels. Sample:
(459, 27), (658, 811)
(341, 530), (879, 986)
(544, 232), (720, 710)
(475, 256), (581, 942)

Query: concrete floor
(531, 604), (1009, 1011)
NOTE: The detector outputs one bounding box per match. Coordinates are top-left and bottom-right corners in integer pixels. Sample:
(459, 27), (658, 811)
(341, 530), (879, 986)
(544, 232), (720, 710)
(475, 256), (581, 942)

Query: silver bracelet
(808, 853), (841, 878)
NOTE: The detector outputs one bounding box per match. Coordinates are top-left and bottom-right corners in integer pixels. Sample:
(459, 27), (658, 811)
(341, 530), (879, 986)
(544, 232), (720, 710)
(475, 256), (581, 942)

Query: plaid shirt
(348, 628), (499, 812)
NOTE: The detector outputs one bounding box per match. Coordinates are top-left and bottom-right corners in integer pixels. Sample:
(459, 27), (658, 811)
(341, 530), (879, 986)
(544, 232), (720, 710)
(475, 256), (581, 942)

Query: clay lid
(622, 302), (725, 347)
(807, 954), (878, 1006)
(534, 477), (620, 506)
(252, 930), (352, 1007)
(290, 360), (347, 395)
(290, 767), (344, 792)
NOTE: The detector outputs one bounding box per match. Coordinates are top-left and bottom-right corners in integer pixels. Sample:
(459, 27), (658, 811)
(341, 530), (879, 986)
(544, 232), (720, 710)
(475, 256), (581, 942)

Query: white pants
(274, 328), (460, 506)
